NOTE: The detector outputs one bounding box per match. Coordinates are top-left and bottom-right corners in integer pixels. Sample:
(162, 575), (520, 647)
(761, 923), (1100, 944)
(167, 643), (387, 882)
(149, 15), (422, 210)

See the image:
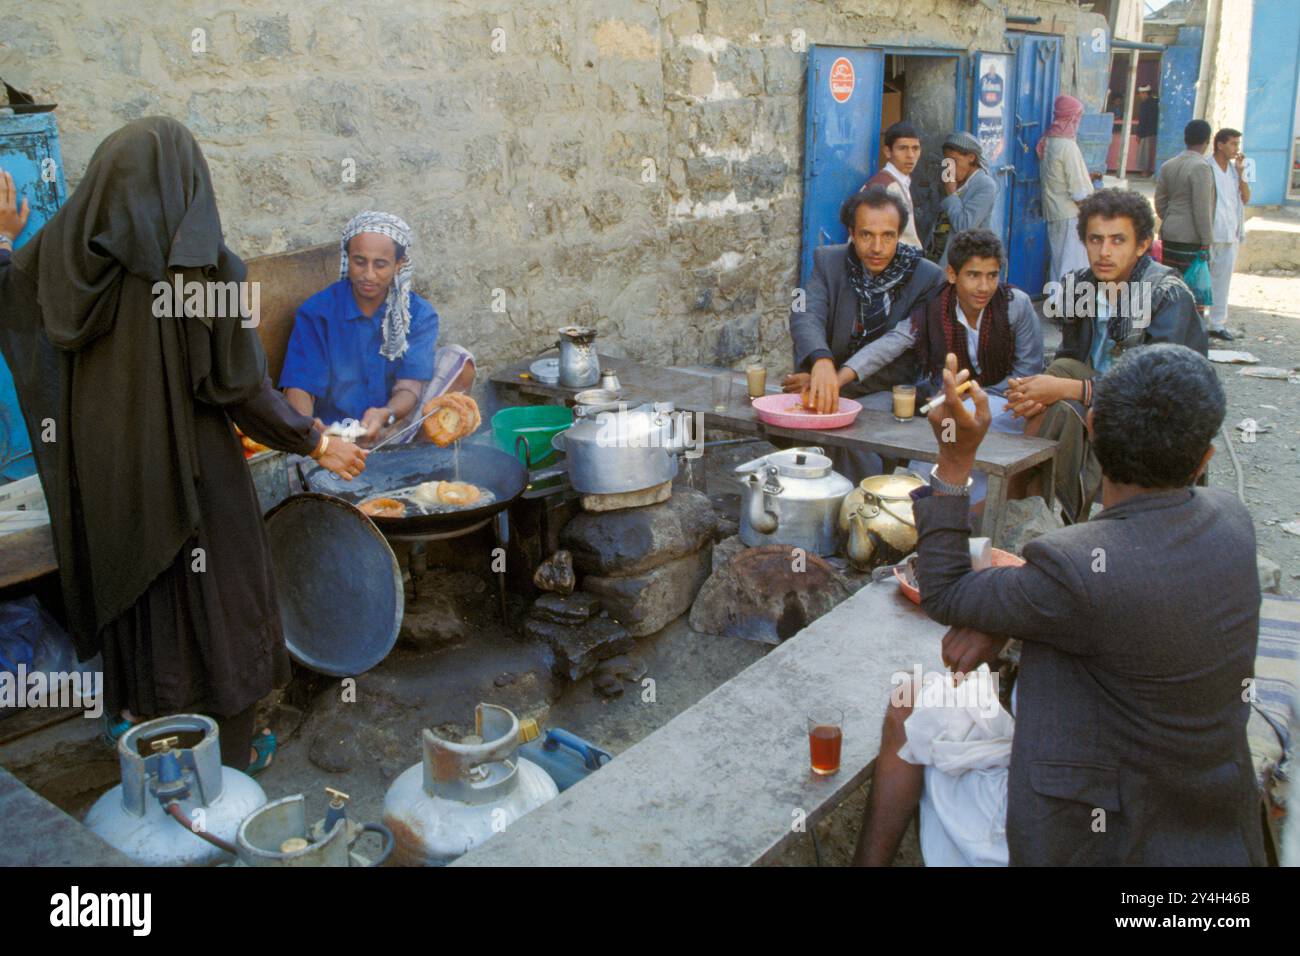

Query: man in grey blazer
(855, 344), (1266, 866)
(785, 187), (946, 481)
(1154, 119), (1215, 285)
(786, 186), (946, 410)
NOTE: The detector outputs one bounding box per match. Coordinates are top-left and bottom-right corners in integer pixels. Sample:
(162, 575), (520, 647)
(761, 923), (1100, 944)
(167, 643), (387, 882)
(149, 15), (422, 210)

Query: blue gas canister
(517, 720), (611, 792)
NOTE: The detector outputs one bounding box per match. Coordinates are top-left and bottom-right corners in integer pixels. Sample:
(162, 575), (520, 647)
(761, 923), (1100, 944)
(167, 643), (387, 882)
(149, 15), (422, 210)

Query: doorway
(878, 53), (964, 245)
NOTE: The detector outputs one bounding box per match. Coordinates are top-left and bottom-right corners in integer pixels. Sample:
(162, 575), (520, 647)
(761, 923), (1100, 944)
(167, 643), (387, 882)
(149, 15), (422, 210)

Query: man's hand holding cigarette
(926, 352), (992, 488)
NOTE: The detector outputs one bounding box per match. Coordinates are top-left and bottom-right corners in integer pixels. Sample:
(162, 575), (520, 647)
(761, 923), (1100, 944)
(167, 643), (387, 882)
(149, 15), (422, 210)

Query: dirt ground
(1205, 271), (1300, 594)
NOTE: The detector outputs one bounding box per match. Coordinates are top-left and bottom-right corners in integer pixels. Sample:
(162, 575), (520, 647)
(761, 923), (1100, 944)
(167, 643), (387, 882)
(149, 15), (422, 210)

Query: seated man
(854, 345), (1266, 867)
(841, 228), (1043, 434)
(1006, 187), (1207, 522)
(785, 186), (946, 480)
(280, 211), (475, 446)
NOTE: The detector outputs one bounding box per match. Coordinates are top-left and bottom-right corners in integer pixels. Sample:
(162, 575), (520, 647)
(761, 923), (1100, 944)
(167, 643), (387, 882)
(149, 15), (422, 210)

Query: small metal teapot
(840, 471), (925, 570)
(556, 326), (600, 388)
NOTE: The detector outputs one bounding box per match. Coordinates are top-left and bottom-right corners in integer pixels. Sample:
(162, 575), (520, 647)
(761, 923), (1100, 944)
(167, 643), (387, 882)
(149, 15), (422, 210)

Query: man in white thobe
(1206, 128), (1249, 342)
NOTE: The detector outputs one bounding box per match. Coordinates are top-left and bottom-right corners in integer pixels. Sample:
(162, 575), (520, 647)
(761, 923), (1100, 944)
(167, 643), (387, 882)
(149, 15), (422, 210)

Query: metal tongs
(366, 405), (441, 452)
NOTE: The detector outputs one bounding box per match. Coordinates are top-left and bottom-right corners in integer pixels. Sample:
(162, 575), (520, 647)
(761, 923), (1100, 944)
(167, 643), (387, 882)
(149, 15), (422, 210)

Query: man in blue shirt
(281, 211), (475, 445)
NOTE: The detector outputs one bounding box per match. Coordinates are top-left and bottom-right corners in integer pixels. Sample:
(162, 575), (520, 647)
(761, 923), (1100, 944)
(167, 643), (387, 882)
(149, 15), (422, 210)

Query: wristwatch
(928, 463), (973, 497)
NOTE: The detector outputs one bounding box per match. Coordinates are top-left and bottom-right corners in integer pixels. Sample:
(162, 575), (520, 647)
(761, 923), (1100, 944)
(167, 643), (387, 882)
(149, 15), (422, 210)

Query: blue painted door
(799, 45), (884, 286)
(1244, 2), (1300, 205)
(974, 51), (1015, 262)
(1004, 33), (1060, 294)
(0, 112), (68, 481)
(1155, 27), (1202, 173)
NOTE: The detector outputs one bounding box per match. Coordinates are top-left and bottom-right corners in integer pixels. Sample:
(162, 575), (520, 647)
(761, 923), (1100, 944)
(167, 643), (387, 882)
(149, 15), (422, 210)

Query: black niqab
(1, 116), (268, 656)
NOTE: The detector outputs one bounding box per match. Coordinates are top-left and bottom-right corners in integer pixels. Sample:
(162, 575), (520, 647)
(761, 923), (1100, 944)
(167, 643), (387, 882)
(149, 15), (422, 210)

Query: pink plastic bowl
(751, 394), (862, 430)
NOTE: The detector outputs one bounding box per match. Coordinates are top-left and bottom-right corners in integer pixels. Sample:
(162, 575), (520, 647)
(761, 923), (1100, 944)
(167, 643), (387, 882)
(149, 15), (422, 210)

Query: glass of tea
(891, 385), (917, 422)
(745, 364), (767, 399)
(807, 709), (844, 776)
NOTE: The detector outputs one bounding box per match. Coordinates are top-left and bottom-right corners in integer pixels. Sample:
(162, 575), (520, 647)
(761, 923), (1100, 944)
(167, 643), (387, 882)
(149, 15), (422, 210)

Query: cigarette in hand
(919, 379), (974, 416)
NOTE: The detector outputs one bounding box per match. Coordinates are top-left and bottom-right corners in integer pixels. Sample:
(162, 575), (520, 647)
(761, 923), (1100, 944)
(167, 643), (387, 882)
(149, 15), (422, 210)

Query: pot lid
(768, 448), (832, 479)
(264, 493), (403, 677)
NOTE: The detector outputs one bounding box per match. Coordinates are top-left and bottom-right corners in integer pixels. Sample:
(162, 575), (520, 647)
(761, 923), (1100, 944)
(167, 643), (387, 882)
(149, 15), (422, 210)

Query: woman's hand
(0, 169), (31, 243)
(317, 437), (368, 481)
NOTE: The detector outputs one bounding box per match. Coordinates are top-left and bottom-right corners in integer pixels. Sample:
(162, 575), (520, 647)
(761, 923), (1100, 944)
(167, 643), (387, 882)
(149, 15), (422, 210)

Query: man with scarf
(1008, 188), (1206, 522)
(0, 120), (367, 773)
(786, 186), (946, 481)
(281, 211), (476, 446)
(1038, 95), (1094, 285)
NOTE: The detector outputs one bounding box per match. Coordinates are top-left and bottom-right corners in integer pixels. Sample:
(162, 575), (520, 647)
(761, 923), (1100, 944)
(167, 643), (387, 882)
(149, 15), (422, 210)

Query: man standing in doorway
(926, 131), (999, 269)
(1136, 84), (1159, 175)
(1206, 128), (1249, 341)
(862, 122), (923, 249)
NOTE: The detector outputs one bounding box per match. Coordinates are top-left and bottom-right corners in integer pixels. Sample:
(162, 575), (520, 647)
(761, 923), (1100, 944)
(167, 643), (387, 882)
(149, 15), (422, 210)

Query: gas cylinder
(236, 788), (394, 867)
(84, 714), (267, 867)
(382, 703), (558, 865)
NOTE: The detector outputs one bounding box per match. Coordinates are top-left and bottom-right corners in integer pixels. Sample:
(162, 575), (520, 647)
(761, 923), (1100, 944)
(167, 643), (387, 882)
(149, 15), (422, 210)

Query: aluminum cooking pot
(551, 401), (689, 495)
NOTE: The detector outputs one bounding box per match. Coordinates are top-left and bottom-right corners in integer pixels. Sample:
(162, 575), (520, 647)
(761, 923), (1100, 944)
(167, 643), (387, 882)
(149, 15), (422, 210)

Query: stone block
(525, 615), (635, 681)
(714, 313), (759, 365)
(585, 547), (712, 637)
(561, 488), (718, 575)
(532, 590), (603, 625)
(997, 496), (1064, 555)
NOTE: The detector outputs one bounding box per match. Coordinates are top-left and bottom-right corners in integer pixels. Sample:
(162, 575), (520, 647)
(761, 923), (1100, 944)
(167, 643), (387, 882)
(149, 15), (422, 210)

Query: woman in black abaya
(0, 118), (367, 770)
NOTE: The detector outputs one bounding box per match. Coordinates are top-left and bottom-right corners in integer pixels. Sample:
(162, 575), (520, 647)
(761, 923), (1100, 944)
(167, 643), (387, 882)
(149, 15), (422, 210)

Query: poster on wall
(976, 54), (1008, 164)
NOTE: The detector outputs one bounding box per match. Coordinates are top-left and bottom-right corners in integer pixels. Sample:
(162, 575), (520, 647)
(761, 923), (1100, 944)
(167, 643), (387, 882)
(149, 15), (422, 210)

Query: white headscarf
(339, 211), (413, 361)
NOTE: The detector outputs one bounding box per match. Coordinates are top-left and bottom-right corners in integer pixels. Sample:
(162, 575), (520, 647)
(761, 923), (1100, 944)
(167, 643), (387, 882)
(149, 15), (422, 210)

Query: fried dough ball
(359, 497), (406, 518)
(434, 481), (481, 507)
(421, 392), (481, 446)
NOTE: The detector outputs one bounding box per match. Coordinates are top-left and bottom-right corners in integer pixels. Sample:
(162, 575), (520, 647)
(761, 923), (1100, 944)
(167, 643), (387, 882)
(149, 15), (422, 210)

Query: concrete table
(454, 582), (946, 867)
(490, 354), (1057, 544)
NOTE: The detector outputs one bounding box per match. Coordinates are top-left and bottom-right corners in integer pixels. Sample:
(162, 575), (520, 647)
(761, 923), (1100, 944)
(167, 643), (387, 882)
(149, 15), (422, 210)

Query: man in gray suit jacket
(785, 186), (946, 411)
(855, 344), (1266, 866)
(1154, 119), (1215, 282)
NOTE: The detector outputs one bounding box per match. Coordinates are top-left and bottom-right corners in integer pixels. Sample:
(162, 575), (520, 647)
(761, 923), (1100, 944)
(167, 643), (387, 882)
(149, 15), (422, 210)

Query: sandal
(103, 714), (134, 748)
(246, 728), (276, 777)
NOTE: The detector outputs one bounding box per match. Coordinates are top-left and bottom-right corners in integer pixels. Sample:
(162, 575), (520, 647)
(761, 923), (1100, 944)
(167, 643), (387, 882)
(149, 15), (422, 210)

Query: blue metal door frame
(1244, 2), (1300, 205)
(799, 46), (971, 287)
(1003, 32), (1061, 293)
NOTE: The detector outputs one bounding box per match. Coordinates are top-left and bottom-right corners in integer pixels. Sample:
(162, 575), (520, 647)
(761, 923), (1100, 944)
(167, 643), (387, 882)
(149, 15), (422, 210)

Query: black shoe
(1208, 328), (1237, 342)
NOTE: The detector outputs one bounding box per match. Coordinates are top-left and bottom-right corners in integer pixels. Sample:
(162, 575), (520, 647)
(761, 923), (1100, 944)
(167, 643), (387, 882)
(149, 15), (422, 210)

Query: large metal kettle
(382, 703), (558, 866)
(839, 471), (925, 570)
(734, 447), (853, 556)
(84, 714), (267, 867)
(556, 326), (600, 388)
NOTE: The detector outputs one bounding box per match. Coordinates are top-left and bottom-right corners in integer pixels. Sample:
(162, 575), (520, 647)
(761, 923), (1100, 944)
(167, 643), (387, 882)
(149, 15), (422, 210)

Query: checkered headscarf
(339, 211), (413, 361)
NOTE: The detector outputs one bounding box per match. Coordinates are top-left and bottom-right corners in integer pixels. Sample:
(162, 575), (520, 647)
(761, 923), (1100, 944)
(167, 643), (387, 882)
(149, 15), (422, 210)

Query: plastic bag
(1183, 251), (1214, 308)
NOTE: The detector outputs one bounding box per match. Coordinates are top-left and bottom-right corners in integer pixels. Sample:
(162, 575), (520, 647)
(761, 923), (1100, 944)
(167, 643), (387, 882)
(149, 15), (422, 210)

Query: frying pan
(301, 441), (528, 535)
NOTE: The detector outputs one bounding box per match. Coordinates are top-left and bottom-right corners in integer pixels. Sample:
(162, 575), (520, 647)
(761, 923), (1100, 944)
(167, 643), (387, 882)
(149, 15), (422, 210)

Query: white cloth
(898, 665), (1015, 866)
(1046, 218), (1090, 286)
(1208, 241), (1238, 331)
(1209, 157), (1245, 244)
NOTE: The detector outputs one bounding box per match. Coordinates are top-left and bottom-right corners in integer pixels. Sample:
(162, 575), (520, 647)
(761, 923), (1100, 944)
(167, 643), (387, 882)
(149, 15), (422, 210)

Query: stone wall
(2, 0), (1103, 375)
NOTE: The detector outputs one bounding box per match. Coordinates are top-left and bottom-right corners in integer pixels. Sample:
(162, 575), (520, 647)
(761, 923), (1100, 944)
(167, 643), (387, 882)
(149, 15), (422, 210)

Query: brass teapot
(839, 471), (925, 570)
